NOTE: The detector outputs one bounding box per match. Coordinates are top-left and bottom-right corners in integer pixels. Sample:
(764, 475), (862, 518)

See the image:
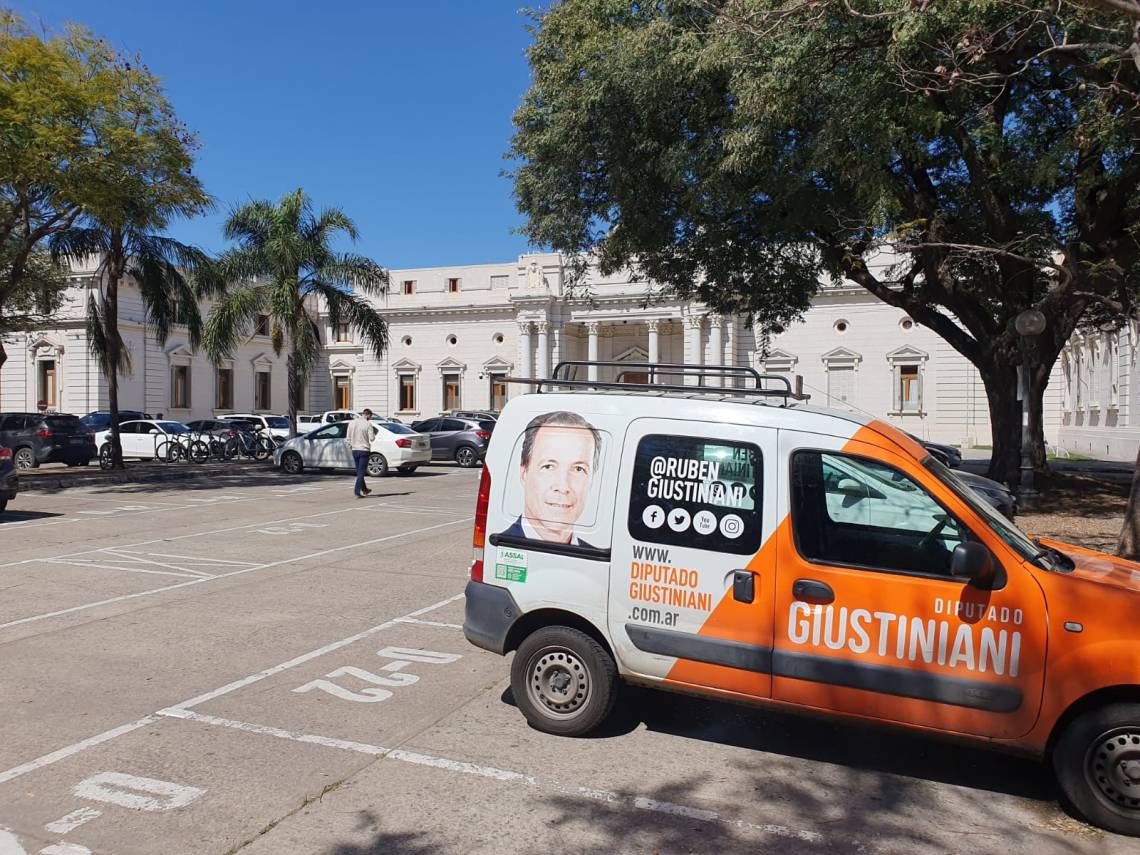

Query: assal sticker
(495, 547), (529, 583)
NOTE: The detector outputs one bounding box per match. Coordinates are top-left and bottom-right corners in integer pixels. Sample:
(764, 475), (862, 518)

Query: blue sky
(12, 1), (539, 269)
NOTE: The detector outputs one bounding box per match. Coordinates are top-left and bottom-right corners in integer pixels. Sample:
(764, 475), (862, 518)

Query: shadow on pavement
(0, 509), (64, 523)
(504, 683), (1055, 800)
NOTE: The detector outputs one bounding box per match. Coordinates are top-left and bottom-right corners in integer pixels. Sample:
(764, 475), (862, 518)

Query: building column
(550, 322), (562, 374)
(684, 315), (704, 385)
(647, 319), (660, 365)
(536, 321), (550, 380)
(586, 322), (600, 381)
(708, 316), (724, 387)
(518, 320), (533, 381)
(724, 318), (736, 387)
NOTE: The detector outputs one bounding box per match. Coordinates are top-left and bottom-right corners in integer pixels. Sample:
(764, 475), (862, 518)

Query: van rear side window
(628, 434), (762, 555)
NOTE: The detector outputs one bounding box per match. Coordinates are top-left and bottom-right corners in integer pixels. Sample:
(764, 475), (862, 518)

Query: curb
(16, 462), (275, 493)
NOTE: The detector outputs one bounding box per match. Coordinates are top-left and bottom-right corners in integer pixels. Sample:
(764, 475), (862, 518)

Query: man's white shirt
(520, 514), (586, 546)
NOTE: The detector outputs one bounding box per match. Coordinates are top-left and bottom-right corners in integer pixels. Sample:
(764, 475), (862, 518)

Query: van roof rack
(504, 360), (809, 404)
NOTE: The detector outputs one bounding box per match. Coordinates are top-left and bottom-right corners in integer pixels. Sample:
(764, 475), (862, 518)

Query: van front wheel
(1053, 702), (1140, 837)
(511, 626), (617, 737)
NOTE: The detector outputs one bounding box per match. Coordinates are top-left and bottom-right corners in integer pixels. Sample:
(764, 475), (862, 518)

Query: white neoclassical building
(0, 258), (290, 420)
(13, 250), (1140, 460)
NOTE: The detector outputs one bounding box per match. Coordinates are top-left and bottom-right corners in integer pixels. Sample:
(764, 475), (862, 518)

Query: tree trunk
(1117, 443), (1140, 560)
(0, 339), (7, 395)
(286, 345), (301, 439)
(980, 362), (1023, 485)
(978, 345), (1055, 486)
(105, 257), (125, 470)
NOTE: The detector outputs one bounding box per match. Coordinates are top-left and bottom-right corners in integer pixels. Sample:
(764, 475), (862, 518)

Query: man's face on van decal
(520, 425), (595, 542)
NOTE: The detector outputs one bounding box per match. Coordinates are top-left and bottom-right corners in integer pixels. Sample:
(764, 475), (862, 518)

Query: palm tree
(203, 189), (389, 436)
(51, 212), (212, 469)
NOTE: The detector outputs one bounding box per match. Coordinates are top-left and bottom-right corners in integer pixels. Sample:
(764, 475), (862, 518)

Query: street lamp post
(1015, 309), (1047, 497)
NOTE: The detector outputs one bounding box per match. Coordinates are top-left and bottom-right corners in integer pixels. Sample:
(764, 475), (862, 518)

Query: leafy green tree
(510, 0), (1140, 485)
(39, 18), (211, 468)
(0, 246), (70, 335)
(203, 190), (389, 437)
(1, 12), (108, 372)
(2, 10), (210, 471)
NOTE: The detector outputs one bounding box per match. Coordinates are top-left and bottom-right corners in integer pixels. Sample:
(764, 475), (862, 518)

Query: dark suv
(0, 413), (97, 469)
(410, 417), (494, 468)
(79, 411), (152, 431)
(0, 446), (17, 513)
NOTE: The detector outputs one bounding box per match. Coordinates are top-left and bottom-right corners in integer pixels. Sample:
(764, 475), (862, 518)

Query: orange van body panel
(644, 415), (1138, 754)
(662, 518), (783, 695)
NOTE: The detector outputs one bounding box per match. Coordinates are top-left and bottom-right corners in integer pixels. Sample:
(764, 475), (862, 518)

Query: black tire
(77, 459), (90, 467)
(99, 443), (112, 470)
(187, 440), (210, 464)
(510, 626), (618, 737)
(281, 451), (304, 475)
(454, 445), (479, 468)
(396, 465), (419, 476)
(65, 461), (78, 468)
(254, 436), (273, 461)
(0, 499), (6, 513)
(1053, 702), (1140, 836)
(13, 447), (36, 470)
(367, 453), (389, 477)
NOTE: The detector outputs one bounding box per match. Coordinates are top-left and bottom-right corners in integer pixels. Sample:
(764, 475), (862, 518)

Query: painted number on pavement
(292, 646), (462, 703)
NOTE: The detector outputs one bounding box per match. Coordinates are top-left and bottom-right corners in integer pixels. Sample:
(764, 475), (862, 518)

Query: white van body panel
(481, 392), (873, 685)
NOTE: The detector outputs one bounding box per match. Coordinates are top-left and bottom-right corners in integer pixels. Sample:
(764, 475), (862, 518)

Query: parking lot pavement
(0, 468), (1134, 854)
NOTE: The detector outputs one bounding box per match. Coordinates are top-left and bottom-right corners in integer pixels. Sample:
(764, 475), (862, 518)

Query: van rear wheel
(1053, 702), (1140, 837)
(510, 626), (617, 737)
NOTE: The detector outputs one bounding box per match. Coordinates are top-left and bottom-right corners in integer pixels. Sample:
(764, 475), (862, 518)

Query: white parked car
(273, 420), (431, 477)
(295, 414), (323, 433)
(94, 420), (192, 460)
(220, 413), (292, 439)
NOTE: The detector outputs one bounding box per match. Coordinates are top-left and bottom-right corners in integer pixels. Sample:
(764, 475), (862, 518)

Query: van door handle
(732, 570), (755, 604)
(792, 579), (834, 603)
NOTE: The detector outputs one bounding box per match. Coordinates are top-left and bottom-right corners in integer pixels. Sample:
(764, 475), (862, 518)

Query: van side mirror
(835, 478), (865, 496)
(951, 542), (997, 586)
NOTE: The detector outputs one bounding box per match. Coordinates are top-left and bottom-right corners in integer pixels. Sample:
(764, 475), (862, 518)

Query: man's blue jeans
(352, 449), (369, 495)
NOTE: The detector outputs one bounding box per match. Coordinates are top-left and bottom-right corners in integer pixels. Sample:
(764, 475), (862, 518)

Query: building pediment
(760, 348), (797, 369)
(436, 356), (467, 373)
(392, 357), (421, 375)
(821, 346), (863, 364)
(249, 351), (274, 369)
(614, 345), (649, 363)
(166, 343), (194, 364)
(885, 345), (928, 363)
(482, 356), (513, 371)
(27, 336), (63, 355)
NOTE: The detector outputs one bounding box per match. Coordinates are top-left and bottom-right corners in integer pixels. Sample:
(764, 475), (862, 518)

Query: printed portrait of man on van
(499, 411), (602, 547)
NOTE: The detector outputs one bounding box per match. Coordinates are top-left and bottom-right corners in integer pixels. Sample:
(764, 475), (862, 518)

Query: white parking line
(0, 519), (471, 632)
(165, 593), (465, 710)
(43, 559), (202, 579)
(0, 594), (464, 785)
(0, 717), (159, 786)
(156, 710), (831, 847)
(394, 617), (463, 630)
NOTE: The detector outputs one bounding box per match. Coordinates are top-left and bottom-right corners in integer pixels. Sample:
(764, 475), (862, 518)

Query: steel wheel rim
(1085, 727), (1140, 816)
(283, 454), (301, 474)
(457, 448), (475, 466)
(367, 455), (387, 476)
(526, 646), (589, 719)
(14, 449), (33, 469)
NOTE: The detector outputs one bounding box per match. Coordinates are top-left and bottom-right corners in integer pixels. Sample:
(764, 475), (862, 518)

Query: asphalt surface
(0, 467), (1134, 855)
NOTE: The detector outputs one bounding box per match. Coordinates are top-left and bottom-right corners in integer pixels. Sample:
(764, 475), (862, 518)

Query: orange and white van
(463, 362), (1140, 836)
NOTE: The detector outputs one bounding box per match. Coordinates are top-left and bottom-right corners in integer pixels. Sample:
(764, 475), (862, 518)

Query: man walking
(347, 408), (377, 498)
